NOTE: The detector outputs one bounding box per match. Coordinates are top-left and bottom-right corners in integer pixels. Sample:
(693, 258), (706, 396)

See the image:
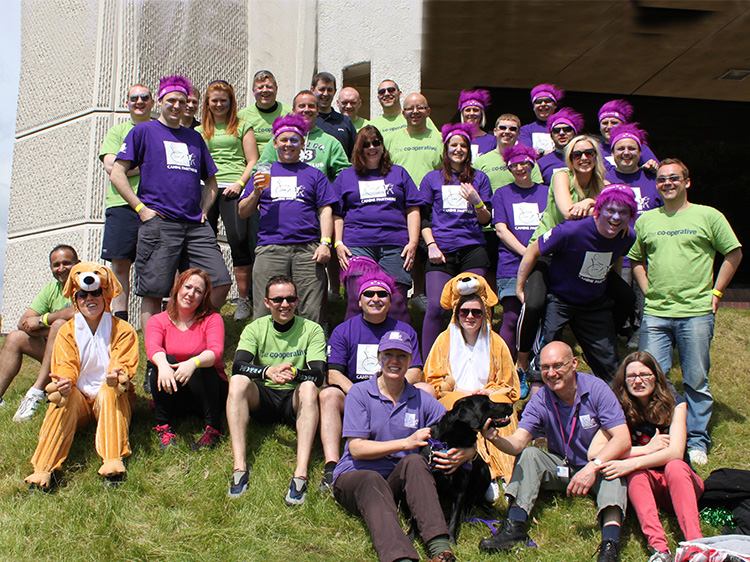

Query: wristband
(135, 203), (145, 212)
(192, 357), (201, 368)
(473, 201), (485, 209)
(290, 366), (298, 377)
(238, 179), (246, 188)
(334, 241), (343, 249)
(712, 289), (723, 298)
(320, 237), (332, 248)
(42, 313), (50, 327)
(427, 241), (436, 247)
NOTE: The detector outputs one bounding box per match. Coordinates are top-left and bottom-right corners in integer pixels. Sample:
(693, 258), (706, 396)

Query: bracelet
(134, 203), (145, 212)
(427, 241), (436, 247)
(192, 357), (201, 368)
(712, 288), (723, 298)
(42, 313), (50, 327)
(473, 201), (485, 209)
(320, 237), (332, 248)
(238, 179), (246, 188)
(334, 241), (343, 249)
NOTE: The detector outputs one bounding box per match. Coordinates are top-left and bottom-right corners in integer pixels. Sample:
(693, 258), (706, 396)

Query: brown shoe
(429, 552), (456, 562)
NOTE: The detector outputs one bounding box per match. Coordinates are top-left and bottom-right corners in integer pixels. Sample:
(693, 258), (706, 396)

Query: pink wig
(594, 184), (637, 225)
(530, 83), (564, 104)
(357, 269), (396, 297)
(503, 144), (538, 166)
(609, 122), (648, 149)
(598, 99), (634, 123)
(272, 113), (311, 138)
(458, 89), (492, 112)
(547, 107), (585, 134)
(158, 75), (192, 100)
(339, 255), (382, 285)
(441, 122), (475, 144)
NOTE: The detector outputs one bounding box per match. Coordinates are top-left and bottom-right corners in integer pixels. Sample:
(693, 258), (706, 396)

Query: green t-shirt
(29, 280), (71, 315)
(236, 315), (327, 391)
(258, 126), (350, 182)
(196, 120), (254, 184)
(384, 128), (443, 186)
(531, 169), (586, 242)
(370, 114), (437, 139)
(100, 121), (139, 208)
(351, 116), (370, 132)
(627, 203), (741, 318)
(237, 102), (291, 155)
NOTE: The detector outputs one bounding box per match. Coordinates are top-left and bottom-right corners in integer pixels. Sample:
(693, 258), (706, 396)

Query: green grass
(0, 304), (748, 561)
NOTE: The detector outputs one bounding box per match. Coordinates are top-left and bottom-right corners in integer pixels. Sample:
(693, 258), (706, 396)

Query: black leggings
(206, 191), (256, 267)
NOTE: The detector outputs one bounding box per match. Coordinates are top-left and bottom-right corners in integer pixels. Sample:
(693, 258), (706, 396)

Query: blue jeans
(639, 313), (715, 453)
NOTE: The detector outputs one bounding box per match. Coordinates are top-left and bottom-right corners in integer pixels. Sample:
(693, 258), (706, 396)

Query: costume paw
(439, 376), (455, 394)
(98, 460), (126, 476)
(25, 471), (53, 489)
(115, 373), (129, 396)
(44, 382), (67, 407)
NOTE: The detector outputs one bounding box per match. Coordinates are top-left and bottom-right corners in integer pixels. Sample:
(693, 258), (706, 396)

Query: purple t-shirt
(333, 376), (446, 481)
(538, 217), (636, 305)
(491, 182), (549, 278)
(537, 150), (567, 186)
(239, 161), (337, 245)
(602, 141), (658, 169)
(519, 120), (553, 154)
(420, 169), (492, 253)
(332, 165), (422, 248)
(518, 371), (626, 468)
(471, 133), (497, 161)
(117, 120), (218, 222)
(327, 315), (423, 382)
(604, 168), (662, 218)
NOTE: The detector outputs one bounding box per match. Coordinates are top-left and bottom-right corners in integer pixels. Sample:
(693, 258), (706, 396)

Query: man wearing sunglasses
(370, 79), (437, 140)
(628, 158), (742, 467)
(99, 83), (154, 323)
(226, 275), (326, 506)
(537, 108), (584, 185)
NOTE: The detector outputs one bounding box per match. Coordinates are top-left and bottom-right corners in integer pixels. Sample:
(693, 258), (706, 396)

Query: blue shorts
(497, 277), (518, 301)
(101, 205), (140, 262)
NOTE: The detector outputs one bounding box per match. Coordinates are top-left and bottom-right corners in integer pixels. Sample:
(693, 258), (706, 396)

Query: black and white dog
(421, 394), (513, 542)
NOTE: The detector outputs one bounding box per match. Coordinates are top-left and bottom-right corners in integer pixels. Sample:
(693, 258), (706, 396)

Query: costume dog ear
(439, 272), (499, 311)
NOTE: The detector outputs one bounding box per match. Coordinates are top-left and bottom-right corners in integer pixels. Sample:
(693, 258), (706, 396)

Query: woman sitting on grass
(591, 351), (704, 562)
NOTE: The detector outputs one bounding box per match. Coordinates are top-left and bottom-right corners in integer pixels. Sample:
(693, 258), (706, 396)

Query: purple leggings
(499, 297), (521, 362)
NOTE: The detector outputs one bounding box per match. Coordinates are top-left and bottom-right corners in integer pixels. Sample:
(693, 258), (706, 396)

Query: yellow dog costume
(423, 272), (521, 483)
(25, 262), (139, 489)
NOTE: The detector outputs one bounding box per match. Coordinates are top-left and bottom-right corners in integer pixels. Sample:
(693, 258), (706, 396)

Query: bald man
(370, 79), (437, 140)
(337, 87), (369, 132)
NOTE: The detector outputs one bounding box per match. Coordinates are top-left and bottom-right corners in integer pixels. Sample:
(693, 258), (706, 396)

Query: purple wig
(530, 83), (565, 104)
(598, 99), (634, 123)
(339, 255), (382, 285)
(158, 75), (192, 100)
(609, 122), (648, 149)
(272, 112), (310, 139)
(547, 107), (585, 134)
(357, 269), (396, 297)
(594, 184), (637, 225)
(441, 122), (475, 145)
(503, 144), (538, 166)
(458, 89), (492, 112)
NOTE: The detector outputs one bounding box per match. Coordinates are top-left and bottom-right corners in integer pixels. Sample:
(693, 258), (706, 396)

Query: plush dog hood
(439, 272), (498, 311)
(63, 262), (122, 313)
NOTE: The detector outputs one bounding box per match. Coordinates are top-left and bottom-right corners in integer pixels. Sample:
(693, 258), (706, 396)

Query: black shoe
(478, 518), (528, 552)
(319, 467), (334, 492)
(595, 539), (620, 562)
(102, 473), (125, 489)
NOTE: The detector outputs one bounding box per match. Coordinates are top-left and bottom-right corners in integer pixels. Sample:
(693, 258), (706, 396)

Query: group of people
(0, 71), (743, 562)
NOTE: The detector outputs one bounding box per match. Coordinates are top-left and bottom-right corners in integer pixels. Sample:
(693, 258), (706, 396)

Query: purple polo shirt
(518, 120), (553, 154)
(333, 376), (446, 481)
(471, 133), (497, 161)
(328, 315), (423, 383)
(332, 165), (422, 248)
(519, 371), (626, 468)
(240, 161), (337, 245)
(491, 182), (549, 278)
(117, 120), (218, 222)
(538, 217), (635, 305)
(420, 168), (492, 253)
(537, 150), (567, 186)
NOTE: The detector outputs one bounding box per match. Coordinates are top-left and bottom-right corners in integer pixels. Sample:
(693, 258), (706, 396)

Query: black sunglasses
(496, 125), (518, 132)
(268, 295), (298, 304)
(362, 290), (389, 299)
(129, 94), (150, 102)
(458, 308), (483, 318)
(377, 87), (397, 95)
(571, 149), (597, 160)
(75, 288), (103, 300)
(363, 140), (382, 149)
(552, 126), (574, 134)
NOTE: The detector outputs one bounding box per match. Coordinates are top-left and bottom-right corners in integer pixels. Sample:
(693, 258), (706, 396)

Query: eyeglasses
(362, 140), (382, 149)
(268, 295), (298, 304)
(571, 149), (596, 160)
(403, 105), (428, 113)
(129, 94), (150, 102)
(540, 359), (573, 374)
(458, 308), (483, 319)
(75, 288), (103, 300)
(655, 175), (684, 185)
(362, 290), (389, 299)
(496, 125), (519, 132)
(625, 372), (656, 382)
(533, 98), (554, 105)
(552, 126), (574, 134)
(377, 87), (397, 96)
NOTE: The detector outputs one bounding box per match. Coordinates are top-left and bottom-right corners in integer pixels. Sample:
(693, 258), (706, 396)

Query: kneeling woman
(333, 330), (473, 562)
(25, 263), (139, 489)
(594, 352), (703, 562)
(145, 268), (228, 450)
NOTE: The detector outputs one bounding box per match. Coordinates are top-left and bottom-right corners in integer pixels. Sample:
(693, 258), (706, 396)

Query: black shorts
(250, 383), (297, 425)
(101, 205), (140, 262)
(425, 244), (490, 275)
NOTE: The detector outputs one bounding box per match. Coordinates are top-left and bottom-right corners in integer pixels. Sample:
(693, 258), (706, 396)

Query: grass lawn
(0, 303), (748, 562)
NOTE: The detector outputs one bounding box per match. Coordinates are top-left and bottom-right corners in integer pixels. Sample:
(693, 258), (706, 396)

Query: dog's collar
(427, 438), (448, 450)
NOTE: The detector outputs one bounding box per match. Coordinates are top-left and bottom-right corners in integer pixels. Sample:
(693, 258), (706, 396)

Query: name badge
(404, 412), (418, 429)
(557, 465), (570, 478)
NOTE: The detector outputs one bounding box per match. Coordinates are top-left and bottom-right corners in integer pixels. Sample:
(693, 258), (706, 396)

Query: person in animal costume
(25, 262), (139, 490)
(423, 272), (520, 491)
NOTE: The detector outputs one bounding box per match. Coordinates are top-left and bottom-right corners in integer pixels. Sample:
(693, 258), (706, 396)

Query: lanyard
(551, 399), (580, 465)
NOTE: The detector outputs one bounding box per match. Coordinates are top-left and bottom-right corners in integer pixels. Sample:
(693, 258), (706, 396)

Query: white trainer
(13, 390), (45, 422)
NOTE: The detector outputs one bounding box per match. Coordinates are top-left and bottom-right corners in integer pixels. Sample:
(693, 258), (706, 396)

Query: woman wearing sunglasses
(197, 80), (259, 321)
(423, 272), (520, 491)
(145, 268), (227, 451)
(332, 125), (422, 323)
(591, 351), (703, 562)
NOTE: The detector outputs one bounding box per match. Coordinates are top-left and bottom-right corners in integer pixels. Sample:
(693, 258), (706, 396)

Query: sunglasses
(268, 295), (298, 304)
(571, 149), (597, 160)
(496, 125), (518, 132)
(458, 308), (483, 319)
(377, 87), (397, 96)
(75, 288), (103, 300)
(362, 290), (389, 299)
(655, 175), (684, 185)
(129, 94), (150, 102)
(363, 140), (382, 149)
(552, 126), (574, 134)
(533, 97), (554, 105)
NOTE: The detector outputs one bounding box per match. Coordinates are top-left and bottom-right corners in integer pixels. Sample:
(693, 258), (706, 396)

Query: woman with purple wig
(458, 89), (496, 160)
(518, 83), (564, 157)
(598, 99), (658, 170)
(332, 125), (422, 323)
(419, 123), (493, 356)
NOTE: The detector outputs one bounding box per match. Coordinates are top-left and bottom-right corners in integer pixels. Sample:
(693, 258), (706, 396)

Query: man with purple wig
(518, 83), (564, 156)
(537, 107), (585, 185)
(111, 75), (232, 330)
(597, 99), (658, 170)
(516, 185), (638, 383)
